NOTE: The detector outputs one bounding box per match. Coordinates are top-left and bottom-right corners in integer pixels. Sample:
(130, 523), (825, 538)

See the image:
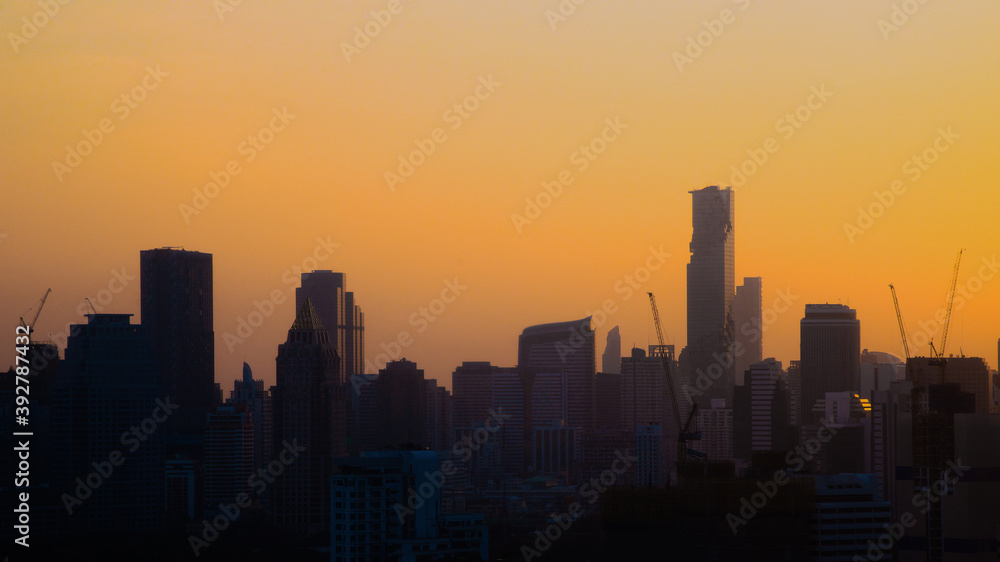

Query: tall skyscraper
(52, 314), (165, 534)
(518, 317), (595, 433)
(686, 186), (735, 406)
(799, 304), (861, 424)
(140, 247), (215, 438)
(295, 270), (365, 383)
(602, 325), (622, 375)
(272, 299), (344, 536)
(733, 277), (763, 386)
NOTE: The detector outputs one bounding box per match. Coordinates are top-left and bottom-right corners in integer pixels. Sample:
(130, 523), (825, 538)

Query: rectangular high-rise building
(52, 314), (165, 534)
(295, 270), (365, 383)
(140, 248), (215, 438)
(733, 277), (763, 386)
(800, 304), (860, 424)
(518, 317), (595, 433)
(686, 186), (735, 407)
(204, 404), (254, 512)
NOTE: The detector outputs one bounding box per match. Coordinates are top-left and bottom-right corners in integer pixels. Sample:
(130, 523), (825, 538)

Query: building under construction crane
(648, 292), (703, 481)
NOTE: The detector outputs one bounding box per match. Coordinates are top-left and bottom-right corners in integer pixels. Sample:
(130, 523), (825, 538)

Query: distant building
(733, 277), (763, 386)
(425, 378), (453, 452)
(331, 451), (488, 561)
(908, 356), (996, 414)
(531, 422), (578, 476)
(227, 362), (272, 472)
(204, 404), (253, 512)
(295, 270), (365, 383)
(140, 247), (215, 440)
(375, 359), (429, 449)
(634, 425), (664, 487)
(697, 398), (734, 463)
(800, 304), (861, 425)
(52, 314), (165, 534)
(602, 326), (621, 375)
(518, 317), (595, 434)
(860, 349), (904, 400)
(621, 347), (676, 475)
(594, 371), (622, 431)
(686, 186), (735, 407)
(272, 299), (344, 536)
(809, 473), (891, 561)
(745, 358), (793, 453)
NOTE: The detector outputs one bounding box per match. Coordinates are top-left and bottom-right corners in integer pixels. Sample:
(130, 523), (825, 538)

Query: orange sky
(3, 1), (998, 390)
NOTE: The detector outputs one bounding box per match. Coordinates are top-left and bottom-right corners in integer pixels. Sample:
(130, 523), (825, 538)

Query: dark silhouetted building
(140, 247), (215, 439)
(295, 270), (365, 383)
(733, 277), (763, 386)
(374, 359), (428, 449)
(204, 403), (253, 512)
(227, 362), (272, 473)
(799, 304), (860, 425)
(51, 314), (165, 535)
(518, 317), (595, 433)
(272, 299), (344, 536)
(602, 325), (621, 375)
(686, 186), (735, 407)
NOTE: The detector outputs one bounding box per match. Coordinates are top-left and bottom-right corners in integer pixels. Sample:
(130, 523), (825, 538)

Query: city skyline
(3, 2), (999, 391)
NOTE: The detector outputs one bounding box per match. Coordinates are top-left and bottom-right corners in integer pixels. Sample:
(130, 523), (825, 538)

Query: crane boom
(889, 284), (910, 361)
(938, 249), (963, 358)
(648, 292), (699, 474)
(19, 288), (52, 335)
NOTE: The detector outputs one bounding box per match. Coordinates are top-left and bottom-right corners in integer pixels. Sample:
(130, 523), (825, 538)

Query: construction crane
(19, 288), (52, 336)
(647, 292), (702, 476)
(935, 249), (963, 359)
(889, 284), (910, 361)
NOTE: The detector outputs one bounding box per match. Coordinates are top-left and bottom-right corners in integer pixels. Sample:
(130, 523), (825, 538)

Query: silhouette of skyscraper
(140, 247), (215, 439)
(295, 270), (365, 383)
(51, 314), (165, 534)
(518, 317), (595, 433)
(799, 304), (860, 424)
(686, 186), (735, 406)
(272, 299), (344, 536)
(733, 277), (763, 386)
(602, 325), (621, 375)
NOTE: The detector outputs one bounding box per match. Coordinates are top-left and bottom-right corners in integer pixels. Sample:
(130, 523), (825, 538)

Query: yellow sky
(2, 0), (998, 390)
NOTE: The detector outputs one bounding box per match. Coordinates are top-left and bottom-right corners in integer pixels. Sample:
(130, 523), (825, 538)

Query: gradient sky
(3, 1), (998, 390)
